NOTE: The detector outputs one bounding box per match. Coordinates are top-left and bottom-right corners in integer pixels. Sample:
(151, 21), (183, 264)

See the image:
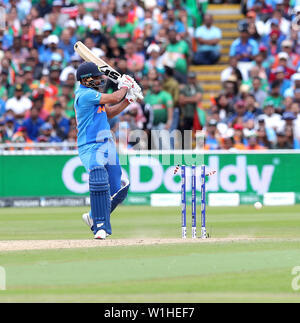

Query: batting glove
(125, 88), (141, 104)
(118, 74), (135, 90)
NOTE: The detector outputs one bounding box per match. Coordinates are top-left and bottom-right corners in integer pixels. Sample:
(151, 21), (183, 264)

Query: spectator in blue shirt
(37, 122), (62, 143)
(193, 14), (222, 65)
(0, 30), (13, 50)
(205, 119), (220, 150)
(39, 35), (60, 65)
(52, 102), (70, 140)
(0, 99), (5, 118)
(166, 9), (186, 35)
(227, 100), (255, 126)
(229, 22), (259, 62)
(58, 29), (75, 62)
(22, 106), (45, 141)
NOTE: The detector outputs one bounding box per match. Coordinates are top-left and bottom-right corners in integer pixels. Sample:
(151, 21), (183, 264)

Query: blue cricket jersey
(74, 85), (112, 147)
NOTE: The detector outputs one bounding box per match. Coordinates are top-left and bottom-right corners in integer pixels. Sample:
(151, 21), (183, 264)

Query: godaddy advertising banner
(0, 152), (299, 206)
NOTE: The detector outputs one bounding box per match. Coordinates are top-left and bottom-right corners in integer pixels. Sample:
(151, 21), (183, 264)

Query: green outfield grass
(0, 205), (300, 303)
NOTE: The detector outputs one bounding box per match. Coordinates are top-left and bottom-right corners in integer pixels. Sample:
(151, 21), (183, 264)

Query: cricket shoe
(82, 213), (94, 231)
(94, 229), (107, 240)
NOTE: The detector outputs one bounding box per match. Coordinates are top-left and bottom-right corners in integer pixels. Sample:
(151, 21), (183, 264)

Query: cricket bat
(74, 41), (143, 99)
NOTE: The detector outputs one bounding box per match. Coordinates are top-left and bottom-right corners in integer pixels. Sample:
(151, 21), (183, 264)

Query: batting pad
(89, 167), (111, 235)
(111, 178), (130, 214)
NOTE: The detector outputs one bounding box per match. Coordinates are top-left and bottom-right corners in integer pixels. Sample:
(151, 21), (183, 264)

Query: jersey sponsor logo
(97, 105), (106, 113)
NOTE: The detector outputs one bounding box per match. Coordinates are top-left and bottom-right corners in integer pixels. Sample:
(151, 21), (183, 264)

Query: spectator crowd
(0, 0), (299, 151)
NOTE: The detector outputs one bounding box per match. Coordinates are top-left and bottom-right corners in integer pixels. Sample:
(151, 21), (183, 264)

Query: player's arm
(99, 88), (128, 105)
(105, 99), (130, 119)
(106, 87), (140, 118)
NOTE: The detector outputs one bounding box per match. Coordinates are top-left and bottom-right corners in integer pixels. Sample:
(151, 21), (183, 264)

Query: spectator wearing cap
(144, 43), (164, 75)
(87, 20), (108, 48)
(264, 9), (291, 37)
(64, 20), (78, 45)
(246, 10), (262, 41)
(193, 14), (222, 65)
(161, 28), (190, 76)
(231, 123), (246, 149)
(204, 119), (220, 150)
(272, 39), (299, 71)
(269, 52), (296, 82)
(22, 106), (45, 141)
(179, 71), (204, 133)
(261, 100), (282, 132)
(110, 11), (134, 48)
(5, 84), (32, 121)
(262, 28), (283, 57)
(39, 34), (60, 65)
(59, 53), (81, 83)
(42, 22), (53, 39)
(284, 73), (300, 98)
(229, 21), (259, 63)
(37, 122), (62, 143)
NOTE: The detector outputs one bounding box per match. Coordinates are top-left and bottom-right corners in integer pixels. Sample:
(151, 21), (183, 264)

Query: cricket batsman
(74, 62), (141, 240)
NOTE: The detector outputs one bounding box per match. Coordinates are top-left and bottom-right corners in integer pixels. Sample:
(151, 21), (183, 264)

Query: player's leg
(79, 142), (112, 238)
(105, 163), (130, 214)
(78, 145), (95, 232)
(89, 166), (111, 238)
(105, 138), (130, 213)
